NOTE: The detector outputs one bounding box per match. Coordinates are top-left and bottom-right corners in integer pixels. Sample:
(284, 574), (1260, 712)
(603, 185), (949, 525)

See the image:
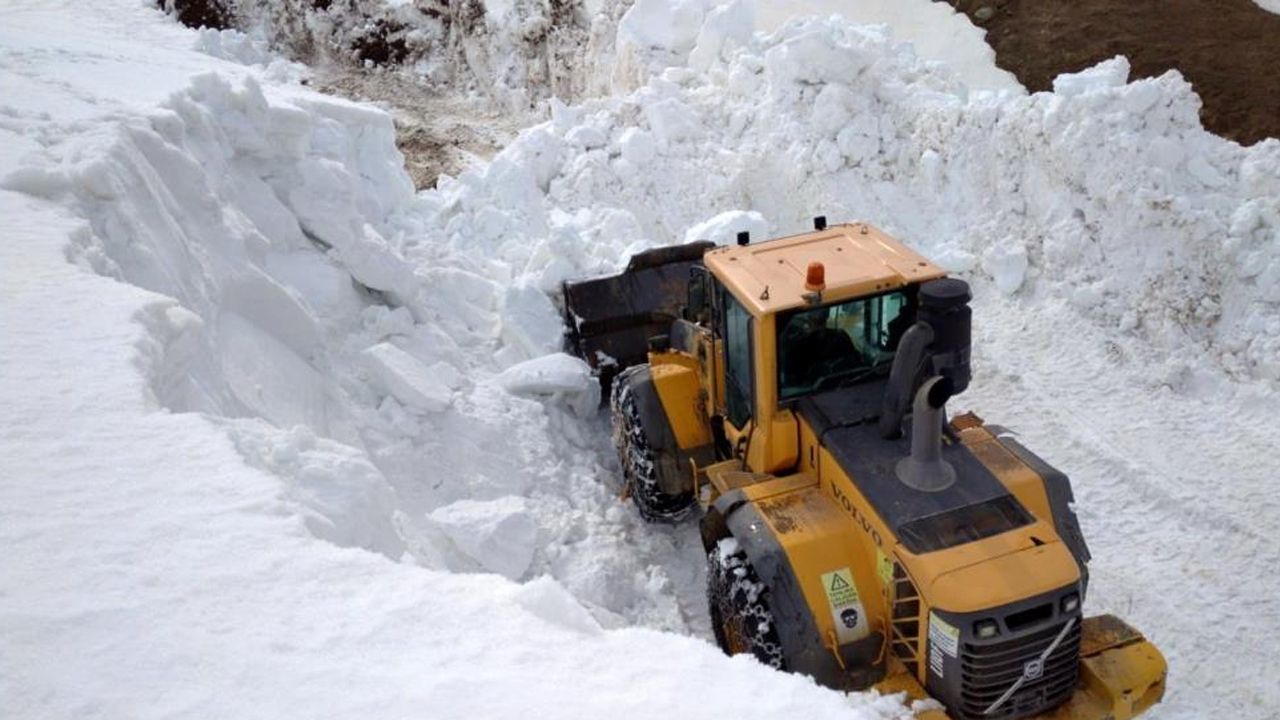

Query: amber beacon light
(805, 261), (826, 292)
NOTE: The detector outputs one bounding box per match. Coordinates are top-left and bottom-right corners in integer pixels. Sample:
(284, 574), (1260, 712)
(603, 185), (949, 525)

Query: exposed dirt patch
(948, 0), (1280, 145)
(161, 0), (235, 30)
(158, 0), (601, 187)
(313, 70), (527, 189)
(349, 18), (412, 67)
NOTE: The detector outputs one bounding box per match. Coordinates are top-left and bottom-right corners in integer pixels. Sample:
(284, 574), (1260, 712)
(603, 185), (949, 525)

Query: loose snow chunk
(429, 496), (538, 581)
(764, 23), (875, 86)
(497, 353), (593, 395)
(684, 210), (769, 245)
(500, 283), (564, 361)
(618, 127), (656, 166)
(982, 240), (1030, 296)
(566, 124), (608, 149)
(511, 576), (602, 635)
(1052, 56), (1131, 97)
(617, 0), (706, 54)
(361, 342), (453, 412)
(689, 0), (756, 71)
(642, 97), (703, 147)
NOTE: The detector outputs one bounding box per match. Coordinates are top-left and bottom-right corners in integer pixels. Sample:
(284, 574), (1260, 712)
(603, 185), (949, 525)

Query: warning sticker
(820, 568), (868, 644)
(928, 612), (960, 679)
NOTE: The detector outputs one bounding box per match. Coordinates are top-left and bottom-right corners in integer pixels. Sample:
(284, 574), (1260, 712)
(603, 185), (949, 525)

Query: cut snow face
(3, 2), (1280, 720)
(2, 29), (708, 633)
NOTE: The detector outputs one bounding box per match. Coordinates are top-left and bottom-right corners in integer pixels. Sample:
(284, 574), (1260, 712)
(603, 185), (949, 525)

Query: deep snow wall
(4, 5), (711, 634)
(417, 24), (1280, 387)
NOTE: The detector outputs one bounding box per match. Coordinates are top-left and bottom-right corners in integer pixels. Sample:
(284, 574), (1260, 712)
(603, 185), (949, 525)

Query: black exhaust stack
(879, 278), (972, 440)
(896, 377), (958, 491)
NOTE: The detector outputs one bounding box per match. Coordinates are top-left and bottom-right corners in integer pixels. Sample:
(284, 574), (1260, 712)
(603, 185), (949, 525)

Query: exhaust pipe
(879, 278), (972, 439)
(896, 376), (956, 492)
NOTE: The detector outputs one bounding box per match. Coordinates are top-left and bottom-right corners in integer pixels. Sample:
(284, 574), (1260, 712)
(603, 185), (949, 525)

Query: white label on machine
(820, 568), (868, 644)
(928, 612), (960, 678)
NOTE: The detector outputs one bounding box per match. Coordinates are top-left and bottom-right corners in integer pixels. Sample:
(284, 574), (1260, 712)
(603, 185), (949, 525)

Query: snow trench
(8, 3), (1280, 717)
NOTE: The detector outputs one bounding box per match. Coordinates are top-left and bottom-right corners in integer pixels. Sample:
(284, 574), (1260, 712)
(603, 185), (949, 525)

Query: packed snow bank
(615, 0), (1020, 94)
(421, 26), (1279, 389)
(188, 0), (1018, 112)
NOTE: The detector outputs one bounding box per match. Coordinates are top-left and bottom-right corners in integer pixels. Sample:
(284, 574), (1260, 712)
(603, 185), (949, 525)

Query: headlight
(1061, 593), (1080, 614)
(974, 619), (999, 638)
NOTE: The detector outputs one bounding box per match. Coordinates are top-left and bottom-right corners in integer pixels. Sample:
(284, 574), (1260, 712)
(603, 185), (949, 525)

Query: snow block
(496, 353), (593, 396)
(643, 97), (703, 147)
(618, 127), (656, 166)
(360, 342), (453, 412)
(500, 283), (564, 361)
(511, 576), (602, 635)
(429, 496), (538, 581)
(1052, 56), (1131, 97)
(617, 0), (706, 55)
(982, 240), (1030, 296)
(683, 210), (769, 246)
(689, 0), (756, 71)
(496, 353), (599, 415)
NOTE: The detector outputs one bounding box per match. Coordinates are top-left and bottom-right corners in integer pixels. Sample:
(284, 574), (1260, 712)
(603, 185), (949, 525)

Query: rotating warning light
(805, 261), (826, 292)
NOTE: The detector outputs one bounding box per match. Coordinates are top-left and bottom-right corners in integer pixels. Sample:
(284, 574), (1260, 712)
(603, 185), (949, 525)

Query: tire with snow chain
(706, 539), (786, 670)
(609, 365), (695, 523)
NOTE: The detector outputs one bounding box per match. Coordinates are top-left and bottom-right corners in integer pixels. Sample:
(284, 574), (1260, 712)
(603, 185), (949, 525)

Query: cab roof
(703, 222), (946, 316)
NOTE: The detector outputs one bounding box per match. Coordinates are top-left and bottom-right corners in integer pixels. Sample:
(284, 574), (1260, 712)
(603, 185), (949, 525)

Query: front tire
(706, 539), (785, 670)
(609, 365), (695, 522)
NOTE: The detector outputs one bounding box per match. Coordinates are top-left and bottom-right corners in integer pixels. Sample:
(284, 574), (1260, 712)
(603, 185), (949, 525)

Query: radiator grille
(956, 617), (1081, 719)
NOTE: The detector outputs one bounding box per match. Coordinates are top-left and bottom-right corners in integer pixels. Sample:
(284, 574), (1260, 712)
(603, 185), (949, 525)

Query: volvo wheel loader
(562, 220), (1167, 720)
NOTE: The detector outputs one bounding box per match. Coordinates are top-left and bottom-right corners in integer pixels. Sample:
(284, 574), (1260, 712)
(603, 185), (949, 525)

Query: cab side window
(721, 288), (753, 429)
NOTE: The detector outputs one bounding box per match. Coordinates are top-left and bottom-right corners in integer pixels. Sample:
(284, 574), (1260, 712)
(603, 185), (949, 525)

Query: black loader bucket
(562, 240), (713, 394)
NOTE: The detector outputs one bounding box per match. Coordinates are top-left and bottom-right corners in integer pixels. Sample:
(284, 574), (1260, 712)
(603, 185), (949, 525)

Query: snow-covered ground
(3, 1), (1279, 719)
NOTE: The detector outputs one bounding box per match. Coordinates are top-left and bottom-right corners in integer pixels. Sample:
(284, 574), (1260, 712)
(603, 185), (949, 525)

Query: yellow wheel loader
(562, 220), (1167, 720)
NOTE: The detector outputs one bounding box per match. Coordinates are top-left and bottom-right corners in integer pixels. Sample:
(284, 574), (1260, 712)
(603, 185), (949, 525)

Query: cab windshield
(777, 290), (910, 402)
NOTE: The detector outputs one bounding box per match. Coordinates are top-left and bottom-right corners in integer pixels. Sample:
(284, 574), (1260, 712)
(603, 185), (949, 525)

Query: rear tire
(706, 539), (785, 670)
(610, 365), (695, 523)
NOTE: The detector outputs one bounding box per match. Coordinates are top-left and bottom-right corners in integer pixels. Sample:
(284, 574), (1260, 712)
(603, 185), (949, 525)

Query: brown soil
(948, 0), (1280, 145)
(311, 71), (525, 189)
(161, 0), (234, 30)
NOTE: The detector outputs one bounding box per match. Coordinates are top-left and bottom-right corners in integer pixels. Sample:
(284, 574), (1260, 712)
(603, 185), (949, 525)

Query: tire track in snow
(967, 292), (1280, 718)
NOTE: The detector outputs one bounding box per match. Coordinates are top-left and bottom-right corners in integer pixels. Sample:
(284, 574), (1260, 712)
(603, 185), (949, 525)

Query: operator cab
(776, 288), (914, 404)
